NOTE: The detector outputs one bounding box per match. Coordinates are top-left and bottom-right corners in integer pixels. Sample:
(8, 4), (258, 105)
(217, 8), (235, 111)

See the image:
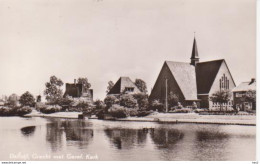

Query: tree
(133, 93), (149, 110)
(94, 99), (106, 110)
(77, 77), (91, 90)
(8, 94), (19, 106)
(106, 81), (114, 93)
(120, 94), (138, 108)
(209, 90), (231, 111)
(19, 91), (35, 107)
(135, 79), (147, 93)
(150, 99), (164, 112)
(104, 95), (119, 110)
(243, 90), (256, 110)
(36, 95), (41, 102)
(44, 76), (64, 104)
(168, 91), (179, 107)
(58, 96), (73, 107)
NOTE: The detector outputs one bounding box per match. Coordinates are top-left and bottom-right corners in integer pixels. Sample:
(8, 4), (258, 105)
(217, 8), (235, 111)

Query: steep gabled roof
(196, 59), (224, 94)
(165, 61), (198, 100)
(232, 81), (256, 92)
(107, 77), (141, 95)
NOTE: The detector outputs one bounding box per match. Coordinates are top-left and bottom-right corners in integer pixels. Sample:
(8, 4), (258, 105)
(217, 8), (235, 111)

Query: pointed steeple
(190, 36), (200, 66)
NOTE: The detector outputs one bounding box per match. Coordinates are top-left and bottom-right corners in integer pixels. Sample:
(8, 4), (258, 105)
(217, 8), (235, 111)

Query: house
(232, 78), (256, 111)
(149, 37), (236, 111)
(64, 79), (93, 102)
(107, 77), (141, 95)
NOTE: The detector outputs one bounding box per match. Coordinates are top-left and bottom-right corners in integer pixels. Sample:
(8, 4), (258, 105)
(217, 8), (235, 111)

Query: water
(0, 117), (256, 161)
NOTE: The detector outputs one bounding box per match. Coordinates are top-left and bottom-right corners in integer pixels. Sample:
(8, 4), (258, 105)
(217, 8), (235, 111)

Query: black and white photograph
(0, 0), (257, 162)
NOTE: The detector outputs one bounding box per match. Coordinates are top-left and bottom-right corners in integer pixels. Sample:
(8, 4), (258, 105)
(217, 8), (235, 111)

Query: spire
(190, 35), (199, 66)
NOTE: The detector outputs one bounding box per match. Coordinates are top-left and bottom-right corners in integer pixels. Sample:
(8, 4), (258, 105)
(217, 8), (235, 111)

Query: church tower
(190, 37), (200, 66)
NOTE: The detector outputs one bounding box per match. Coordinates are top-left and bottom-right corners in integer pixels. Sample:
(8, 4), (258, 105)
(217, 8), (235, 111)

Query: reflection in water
(0, 117), (255, 161)
(46, 120), (64, 152)
(61, 120), (93, 149)
(197, 130), (229, 141)
(46, 119), (93, 151)
(150, 128), (184, 149)
(195, 129), (230, 160)
(20, 126), (36, 136)
(104, 128), (147, 149)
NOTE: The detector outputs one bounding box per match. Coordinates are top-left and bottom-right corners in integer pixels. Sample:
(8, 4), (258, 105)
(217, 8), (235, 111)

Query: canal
(0, 117), (256, 161)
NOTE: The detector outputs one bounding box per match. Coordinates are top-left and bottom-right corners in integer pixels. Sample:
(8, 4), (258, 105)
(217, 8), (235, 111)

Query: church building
(149, 37), (236, 110)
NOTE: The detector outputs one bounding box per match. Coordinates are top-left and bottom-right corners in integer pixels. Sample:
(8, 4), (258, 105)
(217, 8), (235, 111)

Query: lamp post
(165, 78), (168, 113)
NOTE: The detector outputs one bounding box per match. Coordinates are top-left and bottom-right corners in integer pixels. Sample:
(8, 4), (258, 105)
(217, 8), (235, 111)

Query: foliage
(7, 94), (19, 106)
(108, 104), (129, 118)
(36, 95), (41, 102)
(243, 90), (256, 102)
(119, 94), (138, 108)
(243, 90), (256, 110)
(44, 76), (64, 104)
(58, 96), (74, 107)
(77, 77), (91, 90)
(0, 106), (14, 116)
(134, 79), (147, 93)
(209, 90), (231, 111)
(19, 91), (35, 107)
(136, 110), (153, 117)
(171, 108), (193, 113)
(133, 93), (149, 110)
(106, 81), (114, 93)
(104, 95), (119, 109)
(150, 99), (164, 112)
(0, 106), (32, 116)
(17, 106), (33, 116)
(39, 105), (62, 114)
(168, 91), (179, 107)
(35, 102), (46, 111)
(94, 99), (106, 110)
(96, 110), (105, 119)
(75, 101), (91, 112)
(129, 108), (139, 117)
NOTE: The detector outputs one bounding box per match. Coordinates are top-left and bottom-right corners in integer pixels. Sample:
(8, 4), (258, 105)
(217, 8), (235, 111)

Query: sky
(0, 0), (256, 100)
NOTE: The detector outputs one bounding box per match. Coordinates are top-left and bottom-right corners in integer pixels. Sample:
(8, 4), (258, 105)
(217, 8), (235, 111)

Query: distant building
(64, 79), (93, 102)
(232, 78), (256, 111)
(107, 77), (141, 95)
(149, 37), (236, 111)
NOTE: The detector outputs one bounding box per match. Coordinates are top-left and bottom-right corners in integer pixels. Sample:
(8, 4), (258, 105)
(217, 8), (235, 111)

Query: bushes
(0, 106), (14, 116)
(136, 110), (153, 117)
(108, 105), (129, 118)
(150, 100), (164, 112)
(171, 108), (193, 113)
(129, 109), (139, 117)
(39, 105), (62, 114)
(119, 94), (138, 108)
(104, 95), (119, 109)
(17, 106), (33, 116)
(0, 106), (32, 116)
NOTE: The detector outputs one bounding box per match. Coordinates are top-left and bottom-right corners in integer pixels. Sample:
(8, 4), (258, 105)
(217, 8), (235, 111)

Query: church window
(219, 74), (229, 90)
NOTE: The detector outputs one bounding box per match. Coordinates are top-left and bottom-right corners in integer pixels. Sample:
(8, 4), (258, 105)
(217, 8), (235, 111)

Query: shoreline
(24, 111), (256, 126)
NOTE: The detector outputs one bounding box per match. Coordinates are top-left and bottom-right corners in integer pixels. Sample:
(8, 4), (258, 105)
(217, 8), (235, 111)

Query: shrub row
(0, 106), (32, 116)
(39, 105), (62, 114)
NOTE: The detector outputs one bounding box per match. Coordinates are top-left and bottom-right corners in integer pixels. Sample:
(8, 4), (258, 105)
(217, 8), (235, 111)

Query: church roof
(196, 59), (224, 94)
(232, 80), (256, 92)
(107, 77), (141, 95)
(165, 61), (198, 100)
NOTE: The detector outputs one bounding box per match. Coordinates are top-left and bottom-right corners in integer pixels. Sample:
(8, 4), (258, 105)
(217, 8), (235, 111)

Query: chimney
(74, 79), (77, 84)
(249, 78), (255, 84)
